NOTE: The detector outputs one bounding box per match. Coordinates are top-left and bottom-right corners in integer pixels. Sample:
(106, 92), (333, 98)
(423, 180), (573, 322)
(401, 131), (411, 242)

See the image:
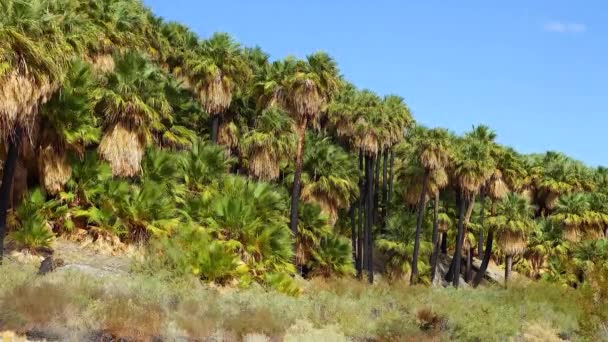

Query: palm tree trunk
(452, 192), (466, 287)
(357, 150), (364, 278)
(430, 192), (441, 281)
(505, 255), (513, 287)
(381, 148), (388, 222)
(410, 169), (429, 285)
(365, 154), (375, 284)
(478, 188), (486, 256)
(472, 228), (494, 287)
(441, 232), (448, 254)
(0, 128), (22, 264)
(387, 148), (395, 216)
(464, 194), (476, 226)
(373, 150), (381, 225)
(350, 205), (356, 265)
(289, 120), (307, 263)
(211, 116), (220, 144)
(605, 226), (608, 239)
(465, 247), (473, 282)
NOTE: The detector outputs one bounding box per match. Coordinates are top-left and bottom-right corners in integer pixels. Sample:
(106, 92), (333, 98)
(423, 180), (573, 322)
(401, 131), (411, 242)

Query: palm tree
(404, 127), (451, 285)
(255, 53), (341, 260)
(241, 106), (295, 181)
(377, 211), (433, 282)
(296, 133), (358, 225)
(551, 193), (598, 242)
(97, 51), (171, 177)
(588, 192), (608, 239)
(473, 147), (522, 287)
(490, 193), (535, 286)
(185, 33), (250, 143)
(448, 134), (495, 287)
(0, 0), (67, 262)
(38, 60), (100, 195)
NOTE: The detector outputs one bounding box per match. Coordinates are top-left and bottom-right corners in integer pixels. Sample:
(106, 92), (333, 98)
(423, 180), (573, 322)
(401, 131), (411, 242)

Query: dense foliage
(1, 0), (607, 307)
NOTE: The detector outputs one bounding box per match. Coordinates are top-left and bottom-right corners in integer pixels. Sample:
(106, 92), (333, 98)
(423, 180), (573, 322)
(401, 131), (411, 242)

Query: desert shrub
(99, 293), (165, 339)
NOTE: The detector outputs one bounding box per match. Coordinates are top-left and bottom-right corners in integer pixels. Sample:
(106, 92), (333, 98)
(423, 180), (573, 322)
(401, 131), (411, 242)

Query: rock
(38, 256), (65, 275)
(432, 254), (470, 288)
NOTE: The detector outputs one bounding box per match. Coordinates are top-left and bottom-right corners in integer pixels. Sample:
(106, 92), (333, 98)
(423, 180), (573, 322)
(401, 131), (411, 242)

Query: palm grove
(1, 0), (608, 294)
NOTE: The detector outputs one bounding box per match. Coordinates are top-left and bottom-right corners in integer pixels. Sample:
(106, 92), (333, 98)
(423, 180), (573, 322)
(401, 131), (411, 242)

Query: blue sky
(143, 0), (607, 167)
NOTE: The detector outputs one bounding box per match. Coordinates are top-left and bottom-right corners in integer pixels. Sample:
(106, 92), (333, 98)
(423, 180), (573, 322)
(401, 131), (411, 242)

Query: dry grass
(100, 293), (165, 339)
(0, 262), (596, 341)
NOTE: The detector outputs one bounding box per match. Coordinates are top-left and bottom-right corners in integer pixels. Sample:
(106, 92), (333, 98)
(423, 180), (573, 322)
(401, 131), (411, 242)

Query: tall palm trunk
(452, 192), (466, 287)
(289, 119), (308, 261)
(441, 232), (448, 254)
(357, 150), (364, 278)
(387, 148), (395, 218)
(350, 205), (356, 265)
(463, 196), (476, 283)
(478, 188), (486, 256)
(504, 255), (513, 287)
(0, 128), (22, 264)
(373, 150), (381, 225)
(365, 154), (375, 284)
(430, 192), (441, 281)
(381, 149), (388, 222)
(211, 116), (220, 143)
(410, 169), (429, 285)
(472, 228), (494, 287)
(465, 247), (473, 282)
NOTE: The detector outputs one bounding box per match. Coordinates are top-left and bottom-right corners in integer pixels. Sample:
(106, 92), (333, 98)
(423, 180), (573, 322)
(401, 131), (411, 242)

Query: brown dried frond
(498, 230), (527, 256)
(87, 53), (115, 73)
(487, 170), (510, 200)
(200, 73), (232, 115)
(420, 148), (447, 171)
(217, 120), (238, 151)
(248, 149), (280, 181)
(99, 124), (144, 177)
(563, 224), (581, 242)
(0, 71), (54, 142)
(545, 192), (560, 210)
(359, 132), (379, 156)
(38, 143), (71, 195)
(289, 80), (323, 120)
(301, 187), (339, 226)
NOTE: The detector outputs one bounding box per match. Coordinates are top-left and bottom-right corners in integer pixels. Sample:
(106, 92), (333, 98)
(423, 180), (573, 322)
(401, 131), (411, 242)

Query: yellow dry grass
(99, 124), (144, 177)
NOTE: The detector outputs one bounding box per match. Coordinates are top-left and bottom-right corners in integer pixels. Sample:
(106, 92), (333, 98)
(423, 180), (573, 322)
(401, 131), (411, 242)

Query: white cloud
(543, 21), (586, 33)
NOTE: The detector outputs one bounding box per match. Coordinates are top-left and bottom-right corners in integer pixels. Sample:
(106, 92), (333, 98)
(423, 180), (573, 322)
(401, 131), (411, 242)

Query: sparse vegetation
(1, 262), (603, 340)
